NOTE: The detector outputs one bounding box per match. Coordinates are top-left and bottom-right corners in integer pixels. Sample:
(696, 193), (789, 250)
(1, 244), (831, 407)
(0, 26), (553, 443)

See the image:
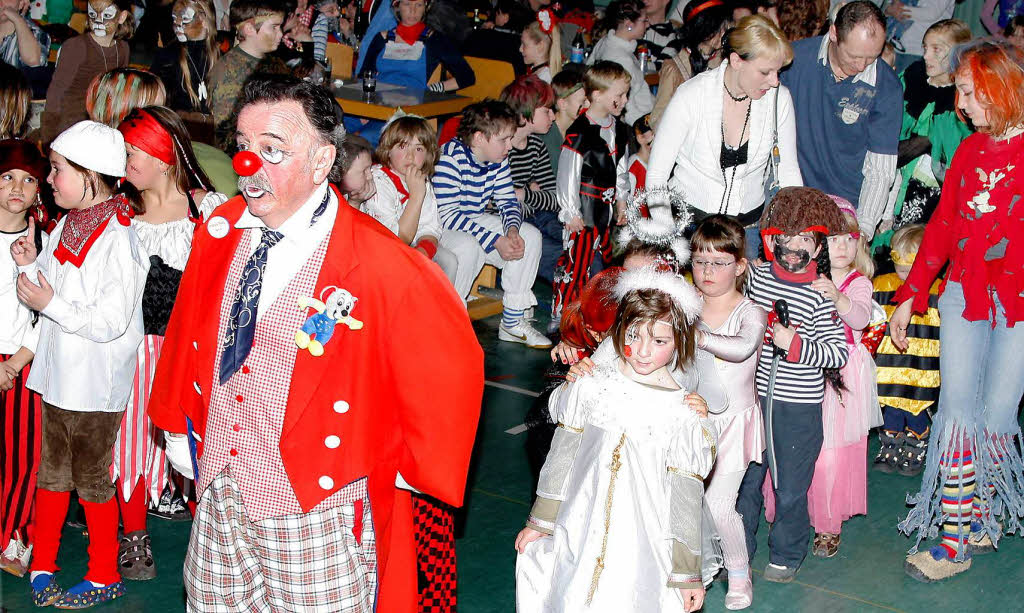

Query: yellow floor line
(750, 568), (908, 612)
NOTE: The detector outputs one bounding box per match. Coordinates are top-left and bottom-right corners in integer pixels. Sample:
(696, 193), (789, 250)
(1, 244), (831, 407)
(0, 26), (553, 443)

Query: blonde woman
(648, 15), (801, 260)
(519, 9), (562, 82)
(150, 0), (220, 114)
(0, 63), (31, 139)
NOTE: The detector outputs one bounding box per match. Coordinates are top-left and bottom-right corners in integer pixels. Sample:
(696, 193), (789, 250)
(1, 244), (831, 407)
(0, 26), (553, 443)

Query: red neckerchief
(54, 194), (133, 267)
(771, 260), (817, 283)
(395, 22), (426, 45)
(380, 166), (410, 204)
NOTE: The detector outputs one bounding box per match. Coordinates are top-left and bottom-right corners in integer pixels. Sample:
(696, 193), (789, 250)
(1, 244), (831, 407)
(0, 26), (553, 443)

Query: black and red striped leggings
(551, 226), (612, 321)
(0, 356), (41, 546)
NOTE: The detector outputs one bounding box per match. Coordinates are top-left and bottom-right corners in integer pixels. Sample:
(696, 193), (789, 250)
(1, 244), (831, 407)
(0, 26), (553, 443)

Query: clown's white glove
(164, 432), (195, 479)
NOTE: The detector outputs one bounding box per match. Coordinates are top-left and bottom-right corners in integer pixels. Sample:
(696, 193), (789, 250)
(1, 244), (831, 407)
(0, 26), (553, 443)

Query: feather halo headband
(612, 265), (704, 324)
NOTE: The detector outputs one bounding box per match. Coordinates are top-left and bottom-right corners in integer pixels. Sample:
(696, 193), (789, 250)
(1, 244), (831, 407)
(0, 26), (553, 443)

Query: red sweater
(894, 131), (1024, 326)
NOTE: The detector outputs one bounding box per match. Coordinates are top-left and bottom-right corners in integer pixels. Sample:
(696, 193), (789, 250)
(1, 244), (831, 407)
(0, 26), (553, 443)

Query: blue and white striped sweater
(434, 139), (523, 251)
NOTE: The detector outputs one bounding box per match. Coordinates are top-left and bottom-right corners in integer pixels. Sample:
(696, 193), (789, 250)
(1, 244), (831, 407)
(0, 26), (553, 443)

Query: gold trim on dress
(701, 426), (717, 463)
(557, 422), (584, 433)
(586, 433), (626, 605)
(667, 466), (702, 481)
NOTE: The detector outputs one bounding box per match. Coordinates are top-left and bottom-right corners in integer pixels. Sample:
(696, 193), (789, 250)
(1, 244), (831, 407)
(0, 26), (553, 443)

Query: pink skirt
(709, 403), (765, 475)
(761, 437), (868, 534)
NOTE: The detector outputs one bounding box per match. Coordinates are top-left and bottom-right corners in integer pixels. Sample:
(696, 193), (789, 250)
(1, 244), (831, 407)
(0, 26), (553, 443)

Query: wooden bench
(467, 264), (503, 320)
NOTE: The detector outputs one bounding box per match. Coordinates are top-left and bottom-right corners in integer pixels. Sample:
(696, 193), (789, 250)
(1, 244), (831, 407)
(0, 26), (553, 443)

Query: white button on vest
(324, 435), (341, 449)
(319, 476), (334, 490)
(193, 381), (201, 395)
(192, 341), (198, 350)
(333, 400), (350, 413)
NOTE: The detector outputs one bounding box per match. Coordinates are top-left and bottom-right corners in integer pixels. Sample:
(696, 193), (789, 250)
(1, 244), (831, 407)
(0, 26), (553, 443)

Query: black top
(150, 41), (212, 114)
(720, 140), (749, 169)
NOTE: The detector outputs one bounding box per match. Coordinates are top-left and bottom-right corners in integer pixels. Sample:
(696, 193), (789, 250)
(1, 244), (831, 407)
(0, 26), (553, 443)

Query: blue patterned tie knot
(219, 228), (284, 384)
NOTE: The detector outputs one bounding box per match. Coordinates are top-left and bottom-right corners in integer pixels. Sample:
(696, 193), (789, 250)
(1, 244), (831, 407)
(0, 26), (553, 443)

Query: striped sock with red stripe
(939, 450), (975, 558)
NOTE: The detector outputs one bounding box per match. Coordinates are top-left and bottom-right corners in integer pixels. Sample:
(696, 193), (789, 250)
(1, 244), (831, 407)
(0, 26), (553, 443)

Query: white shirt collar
(815, 35), (878, 86)
(235, 180), (331, 237)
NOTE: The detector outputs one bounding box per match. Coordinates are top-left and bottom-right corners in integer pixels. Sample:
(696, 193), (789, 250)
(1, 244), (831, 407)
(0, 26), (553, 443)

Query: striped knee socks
(501, 308), (524, 330)
(939, 451), (975, 558)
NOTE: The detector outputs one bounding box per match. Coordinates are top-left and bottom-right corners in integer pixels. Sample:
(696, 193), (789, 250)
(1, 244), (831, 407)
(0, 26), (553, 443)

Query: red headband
(118, 109), (176, 166)
(762, 225), (830, 236)
(685, 0), (724, 21)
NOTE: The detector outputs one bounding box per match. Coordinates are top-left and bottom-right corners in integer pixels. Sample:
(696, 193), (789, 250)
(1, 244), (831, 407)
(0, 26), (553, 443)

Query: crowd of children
(2, 0), (1024, 610)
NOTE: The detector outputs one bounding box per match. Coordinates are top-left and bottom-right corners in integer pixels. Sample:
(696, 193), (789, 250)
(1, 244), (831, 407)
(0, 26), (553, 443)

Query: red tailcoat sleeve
(387, 263), (484, 507)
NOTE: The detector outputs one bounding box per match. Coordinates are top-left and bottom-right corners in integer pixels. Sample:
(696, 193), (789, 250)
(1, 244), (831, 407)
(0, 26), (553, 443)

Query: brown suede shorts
(38, 402), (124, 503)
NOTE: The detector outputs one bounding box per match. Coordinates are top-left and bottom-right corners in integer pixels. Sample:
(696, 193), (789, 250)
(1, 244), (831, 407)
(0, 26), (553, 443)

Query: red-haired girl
(892, 40), (1024, 582)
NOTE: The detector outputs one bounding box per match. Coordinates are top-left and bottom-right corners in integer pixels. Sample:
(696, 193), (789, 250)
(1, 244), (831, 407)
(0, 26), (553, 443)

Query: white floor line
(504, 424), (528, 435)
(484, 380), (541, 397)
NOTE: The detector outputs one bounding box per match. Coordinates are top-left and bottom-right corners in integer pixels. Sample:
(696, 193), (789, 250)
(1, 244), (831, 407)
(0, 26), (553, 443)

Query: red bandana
(118, 109), (176, 166)
(54, 195), (133, 267)
(380, 165), (410, 204)
(396, 22), (426, 45)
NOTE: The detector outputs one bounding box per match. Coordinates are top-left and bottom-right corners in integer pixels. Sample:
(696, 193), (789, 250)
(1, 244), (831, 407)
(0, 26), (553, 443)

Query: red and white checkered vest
(199, 227), (367, 521)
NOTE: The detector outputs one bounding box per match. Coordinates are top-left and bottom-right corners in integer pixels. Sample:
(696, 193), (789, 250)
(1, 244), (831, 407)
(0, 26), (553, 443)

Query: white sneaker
(499, 320), (553, 349)
(1, 538), (31, 577)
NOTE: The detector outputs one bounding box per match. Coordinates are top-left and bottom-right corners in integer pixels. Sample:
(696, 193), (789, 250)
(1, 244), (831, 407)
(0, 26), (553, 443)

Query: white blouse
(360, 166), (442, 245)
(1, 227), (45, 355)
(132, 191), (227, 270)
(647, 61), (803, 217)
(21, 213), (149, 412)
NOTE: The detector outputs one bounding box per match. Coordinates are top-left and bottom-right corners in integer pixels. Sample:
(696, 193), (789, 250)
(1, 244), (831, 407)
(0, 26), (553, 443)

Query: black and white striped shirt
(508, 134), (558, 216)
(747, 262), (848, 404)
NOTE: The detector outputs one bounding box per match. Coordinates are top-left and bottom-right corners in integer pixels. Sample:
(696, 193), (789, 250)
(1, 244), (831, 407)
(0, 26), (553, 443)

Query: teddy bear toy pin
(295, 287), (363, 356)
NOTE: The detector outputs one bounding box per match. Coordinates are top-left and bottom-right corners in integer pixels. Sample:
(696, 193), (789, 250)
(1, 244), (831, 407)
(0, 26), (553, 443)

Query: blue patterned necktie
(219, 228), (284, 384)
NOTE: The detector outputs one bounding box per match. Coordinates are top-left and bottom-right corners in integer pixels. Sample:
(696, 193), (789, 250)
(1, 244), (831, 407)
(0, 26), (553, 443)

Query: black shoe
(897, 432), (928, 477)
(873, 431), (903, 473)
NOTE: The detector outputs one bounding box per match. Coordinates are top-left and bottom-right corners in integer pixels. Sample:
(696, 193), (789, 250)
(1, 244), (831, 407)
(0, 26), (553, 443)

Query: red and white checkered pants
(185, 468), (377, 612)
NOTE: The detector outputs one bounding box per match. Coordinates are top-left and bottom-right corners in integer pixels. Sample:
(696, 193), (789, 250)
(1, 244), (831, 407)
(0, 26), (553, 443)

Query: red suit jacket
(148, 186), (484, 613)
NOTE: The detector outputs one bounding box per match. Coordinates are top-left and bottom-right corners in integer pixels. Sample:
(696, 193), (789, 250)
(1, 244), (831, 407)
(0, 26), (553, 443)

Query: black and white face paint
(173, 6), (196, 42)
(88, 3), (118, 36)
(772, 241), (812, 273)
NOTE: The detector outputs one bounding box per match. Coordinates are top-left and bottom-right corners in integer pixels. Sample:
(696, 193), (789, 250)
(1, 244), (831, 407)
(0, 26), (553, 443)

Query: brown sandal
(812, 532), (840, 558)
(118, 530), (156, 580)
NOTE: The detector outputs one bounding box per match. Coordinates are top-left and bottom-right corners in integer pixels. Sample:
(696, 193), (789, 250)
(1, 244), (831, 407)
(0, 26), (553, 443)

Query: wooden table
(331, 81), (475, 122)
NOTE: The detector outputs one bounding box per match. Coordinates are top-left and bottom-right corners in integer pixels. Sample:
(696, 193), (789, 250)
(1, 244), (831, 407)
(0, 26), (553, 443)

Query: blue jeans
(737, 397), (824, 569)
(933, 282), (1024, 433)
(525, 210), (562, 284)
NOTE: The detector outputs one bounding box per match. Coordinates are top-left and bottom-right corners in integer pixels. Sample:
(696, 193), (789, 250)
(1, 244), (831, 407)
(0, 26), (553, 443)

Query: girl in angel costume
(514, 262), (722, 613)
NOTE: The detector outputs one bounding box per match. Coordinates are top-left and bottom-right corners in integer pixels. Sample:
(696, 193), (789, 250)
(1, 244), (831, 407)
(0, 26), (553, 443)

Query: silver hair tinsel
(618, 186), (694, 265)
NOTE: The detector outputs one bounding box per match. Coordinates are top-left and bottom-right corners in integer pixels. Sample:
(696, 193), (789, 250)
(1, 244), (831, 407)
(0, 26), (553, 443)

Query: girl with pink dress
(801, 200), (882, 557)
(691, 216), (767, 610)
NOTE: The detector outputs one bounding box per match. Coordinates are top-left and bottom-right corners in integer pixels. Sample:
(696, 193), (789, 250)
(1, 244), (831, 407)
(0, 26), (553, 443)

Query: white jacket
(587, 32), (655, 126)
(21, 214), (148, 412)
(647, 61), (802, 217)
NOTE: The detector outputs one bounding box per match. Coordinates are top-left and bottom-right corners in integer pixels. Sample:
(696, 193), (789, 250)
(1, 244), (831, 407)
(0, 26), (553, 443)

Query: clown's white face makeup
(88, 1), (121, 38)
(623, 319), (676, 376)
(235, 100), (336, 228)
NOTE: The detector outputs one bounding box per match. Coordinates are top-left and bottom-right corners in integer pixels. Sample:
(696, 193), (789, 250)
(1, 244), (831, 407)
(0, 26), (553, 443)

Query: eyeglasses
(692, 259), (735, 271)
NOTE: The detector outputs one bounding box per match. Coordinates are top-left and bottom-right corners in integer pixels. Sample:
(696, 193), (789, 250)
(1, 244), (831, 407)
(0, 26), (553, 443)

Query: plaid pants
(185, 468), (377, 612)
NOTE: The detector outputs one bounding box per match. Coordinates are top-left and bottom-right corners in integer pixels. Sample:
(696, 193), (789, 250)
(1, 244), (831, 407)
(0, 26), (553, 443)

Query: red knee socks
(80, 497), (121, 585)
(29, 489), (71, 574)
(117, 478), (149, 535)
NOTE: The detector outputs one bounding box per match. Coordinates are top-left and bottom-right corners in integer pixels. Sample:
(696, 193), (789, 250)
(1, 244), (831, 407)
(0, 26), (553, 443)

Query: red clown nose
(232, 151), (262, 177)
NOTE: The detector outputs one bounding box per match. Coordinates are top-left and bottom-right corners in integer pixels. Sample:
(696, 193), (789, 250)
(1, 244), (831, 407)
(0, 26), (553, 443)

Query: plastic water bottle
(570, 31), (585, 64)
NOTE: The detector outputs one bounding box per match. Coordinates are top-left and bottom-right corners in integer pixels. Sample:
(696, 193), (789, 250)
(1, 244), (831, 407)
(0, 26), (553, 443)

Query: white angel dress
(516, 360), (722, 612)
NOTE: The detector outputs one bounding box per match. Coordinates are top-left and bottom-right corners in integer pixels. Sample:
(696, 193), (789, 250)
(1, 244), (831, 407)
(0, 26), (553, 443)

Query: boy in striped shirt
(435, 100), (552, 348)
(736, 187), (849, 584)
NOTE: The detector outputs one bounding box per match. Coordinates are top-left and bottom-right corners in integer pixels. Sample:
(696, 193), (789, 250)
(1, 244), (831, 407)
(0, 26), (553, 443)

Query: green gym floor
(2, 282), (1023, 612)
